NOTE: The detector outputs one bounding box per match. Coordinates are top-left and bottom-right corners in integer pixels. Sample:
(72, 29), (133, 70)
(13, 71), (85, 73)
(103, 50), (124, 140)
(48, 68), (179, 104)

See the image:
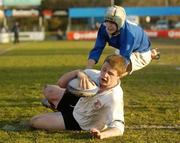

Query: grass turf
(0, 40), (179, 143)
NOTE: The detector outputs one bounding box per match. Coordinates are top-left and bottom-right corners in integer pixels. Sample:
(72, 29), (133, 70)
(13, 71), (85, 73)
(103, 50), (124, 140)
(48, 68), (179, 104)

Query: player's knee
(43, 85), (55, 98)
(44, 85), (61, 96)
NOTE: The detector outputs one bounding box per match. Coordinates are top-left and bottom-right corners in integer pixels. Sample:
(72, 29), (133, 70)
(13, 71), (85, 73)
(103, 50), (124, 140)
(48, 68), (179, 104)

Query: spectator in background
(87, 5), (160, 77)
(95, 22), (101, 30)
(57, 28), (64, 40)
(1, 26), (7, 33)
(12, 22), (20, 43)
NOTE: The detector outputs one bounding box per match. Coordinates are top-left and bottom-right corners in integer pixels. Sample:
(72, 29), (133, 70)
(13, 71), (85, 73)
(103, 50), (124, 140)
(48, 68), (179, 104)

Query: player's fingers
(81, 78), (87, 89)
(90, 128), (97, 133)
(91, 131), (101, 139)
(89, 79), (96, 86)
(83, 78), (87, 89)
(79, 79), (83, 89)
(90, 130), (97, 138)
(90, 128), (99, 134)
(86, 79), (90, 89)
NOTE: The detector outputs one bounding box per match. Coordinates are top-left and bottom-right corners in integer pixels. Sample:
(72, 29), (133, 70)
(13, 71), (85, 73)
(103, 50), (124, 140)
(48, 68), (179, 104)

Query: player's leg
(129, 50), (152, 74)
(42, 85), (65, 109)
(151, 48), (160, 60)
(31, 91), (81, 131)
(30, 112), (65, 130)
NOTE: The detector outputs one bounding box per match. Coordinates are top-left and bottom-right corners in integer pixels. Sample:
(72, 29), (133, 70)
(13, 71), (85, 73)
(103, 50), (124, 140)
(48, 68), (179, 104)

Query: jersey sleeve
(88, 24), (107, 63)
(119, 21), (151, 60)
(106, 87), (124, 131)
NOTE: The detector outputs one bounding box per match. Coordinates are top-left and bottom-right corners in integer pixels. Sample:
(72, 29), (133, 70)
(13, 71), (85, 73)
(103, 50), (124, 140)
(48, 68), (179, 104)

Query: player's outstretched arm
(90, 127), (123, 139)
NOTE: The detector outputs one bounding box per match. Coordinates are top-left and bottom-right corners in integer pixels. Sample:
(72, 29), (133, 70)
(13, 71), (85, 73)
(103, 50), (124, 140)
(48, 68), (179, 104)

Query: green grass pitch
(0, 39), (179, 143)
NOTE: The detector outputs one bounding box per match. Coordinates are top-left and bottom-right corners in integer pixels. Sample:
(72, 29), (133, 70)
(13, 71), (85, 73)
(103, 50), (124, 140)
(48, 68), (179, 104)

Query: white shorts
(114, 49), (151, 74)
(130, 50), (151, 74)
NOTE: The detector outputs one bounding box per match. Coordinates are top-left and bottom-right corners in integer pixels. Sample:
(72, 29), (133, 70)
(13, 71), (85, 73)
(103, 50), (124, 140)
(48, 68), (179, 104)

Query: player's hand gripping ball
(67, 76), (99, 97)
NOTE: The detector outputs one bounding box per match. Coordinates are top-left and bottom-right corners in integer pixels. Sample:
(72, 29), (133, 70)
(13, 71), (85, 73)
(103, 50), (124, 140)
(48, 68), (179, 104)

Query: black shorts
(57, 90), (81, 130)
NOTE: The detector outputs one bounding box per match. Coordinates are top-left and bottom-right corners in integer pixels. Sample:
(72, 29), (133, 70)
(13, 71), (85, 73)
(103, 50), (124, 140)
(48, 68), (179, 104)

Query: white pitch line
(126, 125), (180, 129)
(1, 124), (179, 131)
(0, 47), (15, 55)
(176, 67), (180, 71)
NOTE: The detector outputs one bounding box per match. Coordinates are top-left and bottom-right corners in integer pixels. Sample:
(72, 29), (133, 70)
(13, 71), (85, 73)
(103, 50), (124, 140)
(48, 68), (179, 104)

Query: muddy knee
(43, 85), (65, 100)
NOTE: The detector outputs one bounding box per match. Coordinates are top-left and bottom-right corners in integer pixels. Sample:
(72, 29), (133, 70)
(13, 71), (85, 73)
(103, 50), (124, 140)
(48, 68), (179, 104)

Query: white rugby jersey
(73, 69), (124, 133)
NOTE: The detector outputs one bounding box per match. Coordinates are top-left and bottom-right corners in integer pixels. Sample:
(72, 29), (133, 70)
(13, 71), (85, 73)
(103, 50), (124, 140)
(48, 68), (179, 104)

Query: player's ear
(117, 75), (121, 79)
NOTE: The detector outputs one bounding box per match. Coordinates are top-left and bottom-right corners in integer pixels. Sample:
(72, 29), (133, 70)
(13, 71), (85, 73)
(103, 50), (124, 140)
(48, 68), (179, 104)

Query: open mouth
(101, 77), (107, 82)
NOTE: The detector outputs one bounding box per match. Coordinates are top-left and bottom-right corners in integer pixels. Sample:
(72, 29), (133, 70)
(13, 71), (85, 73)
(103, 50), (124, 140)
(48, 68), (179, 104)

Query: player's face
(105, 21), (118, 34)
(99, 62), (119, 89)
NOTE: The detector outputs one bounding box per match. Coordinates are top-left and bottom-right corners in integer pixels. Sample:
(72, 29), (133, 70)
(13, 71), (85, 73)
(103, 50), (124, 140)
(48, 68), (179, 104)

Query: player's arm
(90, 127), (122, 139)
(57, 70), (93, 90)
(87, 24), (107, 69)
(57, 70), (80, 88)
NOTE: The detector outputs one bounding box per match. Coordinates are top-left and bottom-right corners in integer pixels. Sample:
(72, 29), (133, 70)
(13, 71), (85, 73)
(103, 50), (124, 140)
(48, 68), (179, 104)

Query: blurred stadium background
(0, 0), (179, 42)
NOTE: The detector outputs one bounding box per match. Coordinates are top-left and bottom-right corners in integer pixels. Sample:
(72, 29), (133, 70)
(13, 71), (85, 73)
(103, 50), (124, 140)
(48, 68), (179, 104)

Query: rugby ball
(67, 78), (99, 97)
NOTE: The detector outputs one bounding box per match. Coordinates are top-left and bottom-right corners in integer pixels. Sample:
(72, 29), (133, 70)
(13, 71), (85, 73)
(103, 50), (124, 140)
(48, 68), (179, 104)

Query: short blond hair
(104, 54), (127, 76)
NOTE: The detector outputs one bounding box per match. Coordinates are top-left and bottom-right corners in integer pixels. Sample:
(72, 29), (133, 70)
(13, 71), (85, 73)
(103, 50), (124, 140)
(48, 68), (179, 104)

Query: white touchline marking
(126, 125), (180, 129)
(0, 47), (15, 55)
(176, 67), (180, 71)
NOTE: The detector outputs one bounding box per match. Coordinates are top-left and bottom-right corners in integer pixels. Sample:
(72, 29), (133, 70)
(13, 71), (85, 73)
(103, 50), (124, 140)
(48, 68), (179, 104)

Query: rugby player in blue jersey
(87, 5), (160, 76)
